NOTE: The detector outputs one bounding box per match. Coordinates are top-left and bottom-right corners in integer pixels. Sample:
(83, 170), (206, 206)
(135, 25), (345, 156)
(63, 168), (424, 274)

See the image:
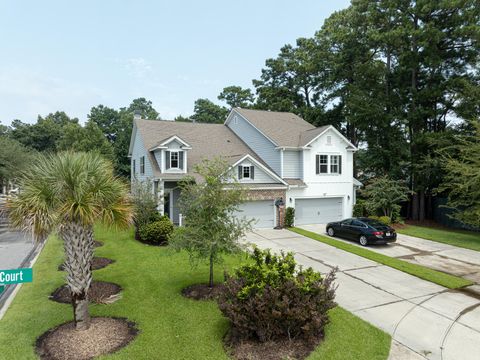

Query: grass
(290, 227), (473, 289)
(397, 225), (480, 252)
(0, 225), (391, 360)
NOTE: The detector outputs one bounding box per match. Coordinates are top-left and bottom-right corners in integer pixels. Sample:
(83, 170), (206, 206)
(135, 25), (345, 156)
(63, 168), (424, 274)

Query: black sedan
(326, 217), (397, 246)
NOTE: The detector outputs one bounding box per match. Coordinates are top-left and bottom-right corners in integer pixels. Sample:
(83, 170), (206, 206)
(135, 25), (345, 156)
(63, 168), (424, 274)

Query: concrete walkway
(244, 228), (480, 360)
(300, 224), (480, 285)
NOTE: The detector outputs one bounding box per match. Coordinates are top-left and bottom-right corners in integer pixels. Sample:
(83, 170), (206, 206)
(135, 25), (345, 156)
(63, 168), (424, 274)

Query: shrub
(379, 216), (392, 225)
(131, 180), (159, 229)
(218, 248), (336, 343)
(139, 217), (174, 245)
(353, 200), (366, 217)
(285, 207), (295, 227)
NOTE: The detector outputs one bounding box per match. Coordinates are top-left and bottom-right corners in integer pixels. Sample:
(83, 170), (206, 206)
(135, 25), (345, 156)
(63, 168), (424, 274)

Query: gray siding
(227, 113), (281, 175)
(235, 159), (281, 184)
(153, 150), (162, 170)
(131, 127), (154, 184)
(283, 150), (302, 179)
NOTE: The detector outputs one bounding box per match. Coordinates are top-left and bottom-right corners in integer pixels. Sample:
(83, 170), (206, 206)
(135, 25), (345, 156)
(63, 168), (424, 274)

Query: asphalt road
(0, 231), (34, 270)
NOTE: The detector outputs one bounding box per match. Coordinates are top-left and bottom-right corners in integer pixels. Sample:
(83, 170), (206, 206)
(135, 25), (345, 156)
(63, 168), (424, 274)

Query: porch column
(156, 180), (165, 215)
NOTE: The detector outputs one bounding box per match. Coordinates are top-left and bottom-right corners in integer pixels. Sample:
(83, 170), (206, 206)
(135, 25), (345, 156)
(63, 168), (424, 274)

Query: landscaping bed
(58, 257), (115, 271)
(50, 281), (122, 304)
(0, 225), (391, 360)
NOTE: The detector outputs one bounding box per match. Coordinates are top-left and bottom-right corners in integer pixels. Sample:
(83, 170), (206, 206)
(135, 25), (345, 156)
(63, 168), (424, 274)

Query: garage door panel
(234, 200), (274, 228)
(295, 198), (343, 225)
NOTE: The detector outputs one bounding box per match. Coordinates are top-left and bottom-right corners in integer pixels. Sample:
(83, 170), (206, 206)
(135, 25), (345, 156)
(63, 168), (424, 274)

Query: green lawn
(398, 225), (480, 252)
(290, 227), (473, 289)
(0, 225), (391, 360)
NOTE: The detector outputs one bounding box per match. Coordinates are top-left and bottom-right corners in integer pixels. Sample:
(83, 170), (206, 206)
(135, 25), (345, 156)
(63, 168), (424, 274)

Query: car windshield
(362, 219), (387, 227)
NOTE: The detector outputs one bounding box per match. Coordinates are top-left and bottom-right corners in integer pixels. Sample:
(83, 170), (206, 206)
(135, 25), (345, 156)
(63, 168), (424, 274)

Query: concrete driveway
(300, 224), (480, 285)
(244, 228), (480, 360)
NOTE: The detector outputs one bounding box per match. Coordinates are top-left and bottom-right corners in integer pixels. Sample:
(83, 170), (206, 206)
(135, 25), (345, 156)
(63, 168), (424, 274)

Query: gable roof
(133, 119), (272, 181)
(232, 108), (316, 147)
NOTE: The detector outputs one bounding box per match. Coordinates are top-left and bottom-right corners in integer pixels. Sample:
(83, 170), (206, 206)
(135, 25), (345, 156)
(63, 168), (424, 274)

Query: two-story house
(128, 108), (360, 228)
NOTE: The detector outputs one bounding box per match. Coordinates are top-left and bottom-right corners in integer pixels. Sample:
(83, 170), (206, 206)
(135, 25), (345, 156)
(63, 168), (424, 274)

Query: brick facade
(244, 189), (286, 201)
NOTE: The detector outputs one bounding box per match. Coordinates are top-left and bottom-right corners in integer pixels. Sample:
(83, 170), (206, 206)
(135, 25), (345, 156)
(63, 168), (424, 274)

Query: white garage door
(295, 198), (343, 225)
(235, 200), (275, 228)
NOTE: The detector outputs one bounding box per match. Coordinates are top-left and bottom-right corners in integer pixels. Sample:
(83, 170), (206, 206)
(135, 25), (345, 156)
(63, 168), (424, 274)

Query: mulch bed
(225, 334), (320, 360)
(36, 317), (138, 360)
(181, 283), (223, 300)
(58, 257), (115, 271)
(50, 281), (122, 305)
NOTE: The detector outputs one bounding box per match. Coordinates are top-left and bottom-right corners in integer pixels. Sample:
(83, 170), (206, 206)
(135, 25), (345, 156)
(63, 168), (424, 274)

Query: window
(133, 159), (136, 173)
(330, 155), (339, 174)
(170, 151), (179, 168)
(238, 165), (254, 180)
(316, 154), (342, 175)
(316, 155), (328, 174)
(243, 166), (250, 179)
(140, 156), (145, 175)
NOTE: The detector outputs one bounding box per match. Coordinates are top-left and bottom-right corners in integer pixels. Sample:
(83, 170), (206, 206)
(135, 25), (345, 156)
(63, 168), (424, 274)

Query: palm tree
(8, 152), (132, 331)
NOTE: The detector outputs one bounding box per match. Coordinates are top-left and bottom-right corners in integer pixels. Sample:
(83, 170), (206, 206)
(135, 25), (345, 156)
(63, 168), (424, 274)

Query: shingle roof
(283, 178), (307, 187)
(233, 108), (328, 147)
(134, 119), (269, 180)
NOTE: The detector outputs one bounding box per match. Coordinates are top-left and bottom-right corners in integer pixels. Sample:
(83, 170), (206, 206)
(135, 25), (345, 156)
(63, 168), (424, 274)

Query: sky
(0, 0), (351, 125)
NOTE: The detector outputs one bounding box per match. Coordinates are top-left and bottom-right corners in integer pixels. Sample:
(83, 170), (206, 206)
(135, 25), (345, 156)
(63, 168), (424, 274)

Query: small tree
(131, 179), (160, 237)
(439, 121), (480, 227)
(362, 176), (410, 221)
(170, 158), (253, 288)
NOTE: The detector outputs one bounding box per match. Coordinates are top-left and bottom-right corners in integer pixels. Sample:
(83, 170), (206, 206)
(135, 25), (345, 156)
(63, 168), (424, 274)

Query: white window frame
(330, 155), (340, 174)
(170, 151), (179, 169)
(242, 165), (251, 179)
(318, 155), (328, 174)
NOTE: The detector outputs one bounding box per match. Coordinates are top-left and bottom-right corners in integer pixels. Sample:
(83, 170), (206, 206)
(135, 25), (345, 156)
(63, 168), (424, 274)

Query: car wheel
(327, 227), (335, 236)
(359, 235), (368, 246)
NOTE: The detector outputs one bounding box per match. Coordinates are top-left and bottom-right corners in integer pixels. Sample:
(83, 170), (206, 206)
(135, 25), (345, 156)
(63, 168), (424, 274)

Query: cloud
(121, 57), (153, 78)
(0, 67), (107, 124)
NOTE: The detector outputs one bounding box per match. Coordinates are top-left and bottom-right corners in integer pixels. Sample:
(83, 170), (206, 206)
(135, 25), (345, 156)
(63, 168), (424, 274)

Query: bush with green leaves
(362, 176), (410, 222)
(218, 247), (336, 343)
(139, 216), (174, 245)
(285, 207), (295, 227)
(353, 200), (366, 217)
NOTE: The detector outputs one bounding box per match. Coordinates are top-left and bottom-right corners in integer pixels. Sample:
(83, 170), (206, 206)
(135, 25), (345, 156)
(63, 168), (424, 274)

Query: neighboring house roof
(233, 108), (316, 147)
(134, 119), (272, 181)
(353, 178), (363, 187)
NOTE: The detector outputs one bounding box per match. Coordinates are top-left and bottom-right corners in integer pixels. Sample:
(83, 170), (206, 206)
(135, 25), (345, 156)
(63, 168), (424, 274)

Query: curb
(0, 237), (46, 320)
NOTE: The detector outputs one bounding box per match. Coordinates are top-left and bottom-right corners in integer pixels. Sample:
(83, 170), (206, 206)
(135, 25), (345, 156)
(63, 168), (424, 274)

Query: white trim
(302, 126), (357, 151)
(127, 122), (138, 157)
(280, 149), (284, 178)
(231, 154), (288, 185)
(160, 135), (191, 148)
(225, 109), (279, 147)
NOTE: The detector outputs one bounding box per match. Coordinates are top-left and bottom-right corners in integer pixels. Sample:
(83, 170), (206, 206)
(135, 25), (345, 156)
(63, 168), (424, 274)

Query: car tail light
(373, 231), (383, 236)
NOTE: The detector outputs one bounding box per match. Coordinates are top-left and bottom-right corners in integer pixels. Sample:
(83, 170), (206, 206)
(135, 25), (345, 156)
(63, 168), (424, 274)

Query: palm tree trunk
(60, 221), (94, 331)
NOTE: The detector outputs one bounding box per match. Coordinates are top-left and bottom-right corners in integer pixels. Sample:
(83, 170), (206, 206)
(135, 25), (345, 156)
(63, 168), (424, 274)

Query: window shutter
(339, 156), (342, 174)
(250, 166), (254, 180)
(179, 151), (184, 169)
(315, 155), (320, 174)
(238, 166), (243, 179)
(166, 151), (171, 169)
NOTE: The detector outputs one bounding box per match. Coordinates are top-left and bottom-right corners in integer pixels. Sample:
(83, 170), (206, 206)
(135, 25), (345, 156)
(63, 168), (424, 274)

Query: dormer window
(238, 165), (254, 180)
(166, 150), (184, 170)
(171, 151), (179, 168)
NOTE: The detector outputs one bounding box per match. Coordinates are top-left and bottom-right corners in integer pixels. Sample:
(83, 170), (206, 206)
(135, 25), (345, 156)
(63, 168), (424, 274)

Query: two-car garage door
(235, 200), (275, 228)
(295, 197), (343, 225)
